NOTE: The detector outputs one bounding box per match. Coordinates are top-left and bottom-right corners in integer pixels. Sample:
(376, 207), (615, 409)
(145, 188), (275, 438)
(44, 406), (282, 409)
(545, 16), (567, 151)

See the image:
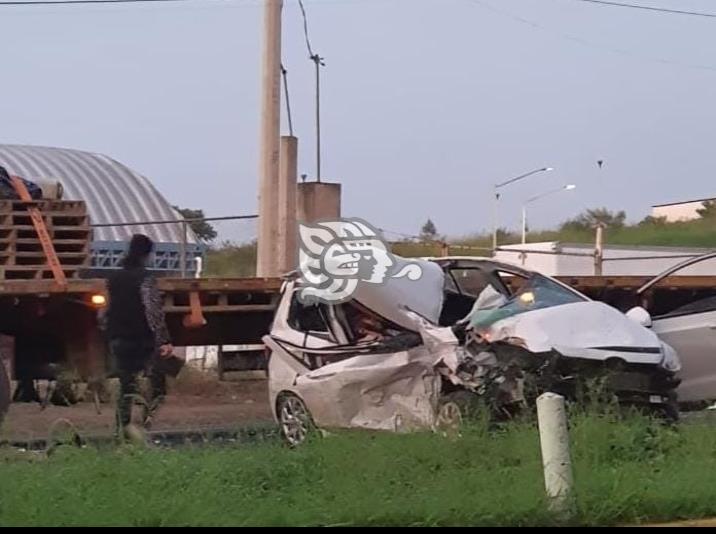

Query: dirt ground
(1, 368), (273, 442)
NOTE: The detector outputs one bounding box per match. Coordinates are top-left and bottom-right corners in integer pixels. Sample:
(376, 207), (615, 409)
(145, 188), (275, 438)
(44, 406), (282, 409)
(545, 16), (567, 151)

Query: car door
(652, 302), (716, 403)
(638, 253), (716, 403)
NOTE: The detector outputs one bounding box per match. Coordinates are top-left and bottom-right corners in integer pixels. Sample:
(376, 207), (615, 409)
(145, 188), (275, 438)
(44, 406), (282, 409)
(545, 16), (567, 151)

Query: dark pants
(110, 338), (166, 429)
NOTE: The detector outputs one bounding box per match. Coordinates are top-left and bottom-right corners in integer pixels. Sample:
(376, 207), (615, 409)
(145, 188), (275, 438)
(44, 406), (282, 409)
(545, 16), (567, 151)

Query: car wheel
(277, 392), (316, 446)
(436, 391), (477, 433)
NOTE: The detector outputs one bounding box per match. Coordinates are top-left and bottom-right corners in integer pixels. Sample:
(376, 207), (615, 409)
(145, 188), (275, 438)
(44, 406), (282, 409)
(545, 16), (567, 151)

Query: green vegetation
(455, 208), (716, 254)
(198, 206), (716, 277)
(173, 207), (218, 242)
(2, 411), (716, 526)
(203, 242), (257, 277)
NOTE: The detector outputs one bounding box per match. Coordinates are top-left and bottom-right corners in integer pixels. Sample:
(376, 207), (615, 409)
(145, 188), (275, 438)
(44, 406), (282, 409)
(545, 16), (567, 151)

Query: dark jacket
(106, 267), (171, 348)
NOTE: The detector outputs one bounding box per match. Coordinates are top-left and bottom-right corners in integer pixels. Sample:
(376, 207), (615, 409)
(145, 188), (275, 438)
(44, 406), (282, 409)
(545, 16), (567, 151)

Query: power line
(568, 0), (716, 19)
(280, 64), (295, 137)
(297, 0), (326, 182)
(466, 0), (716, 73)
(0, 0), (187, 5)
(297, 0), (317, 59)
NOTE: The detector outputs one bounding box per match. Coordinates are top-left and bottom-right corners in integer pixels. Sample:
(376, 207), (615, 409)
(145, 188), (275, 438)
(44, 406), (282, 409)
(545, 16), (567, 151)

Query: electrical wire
(280, 64), (295, 137)
(568, 0), (716, 19)
(0, 0), (189, 5)
(297, 0), (317, 58)
(466, 0), (716, 73)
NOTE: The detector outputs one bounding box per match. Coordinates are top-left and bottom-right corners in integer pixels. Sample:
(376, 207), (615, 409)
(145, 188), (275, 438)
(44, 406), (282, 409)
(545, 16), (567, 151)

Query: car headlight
(660, 343), (681, 373)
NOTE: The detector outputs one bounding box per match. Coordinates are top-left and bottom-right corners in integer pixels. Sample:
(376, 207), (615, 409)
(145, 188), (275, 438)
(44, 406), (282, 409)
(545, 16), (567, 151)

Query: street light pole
(521, 184), (576, 244)
(492, 186), (500, 251)
(492, 167), (553, 252)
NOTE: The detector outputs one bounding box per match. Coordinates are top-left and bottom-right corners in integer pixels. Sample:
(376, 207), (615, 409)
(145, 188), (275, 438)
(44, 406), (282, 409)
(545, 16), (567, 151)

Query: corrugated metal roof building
(0, 144), (201, 272)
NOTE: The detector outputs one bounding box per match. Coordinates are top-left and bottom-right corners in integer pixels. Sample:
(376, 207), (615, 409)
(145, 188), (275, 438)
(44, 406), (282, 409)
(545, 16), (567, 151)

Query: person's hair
(122, 234), (154, 269)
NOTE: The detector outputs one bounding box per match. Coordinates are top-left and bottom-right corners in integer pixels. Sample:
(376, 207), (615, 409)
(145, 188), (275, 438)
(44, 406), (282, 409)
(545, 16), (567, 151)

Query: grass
(204, 242), (257, 277)
(2, 409), (716, 526)
(455, 217), (716, 252)
(200, 217), (716, 278)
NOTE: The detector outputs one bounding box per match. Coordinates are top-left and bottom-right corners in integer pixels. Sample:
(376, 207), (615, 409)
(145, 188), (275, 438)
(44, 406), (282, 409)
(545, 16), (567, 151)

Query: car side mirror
(626, 306), (652, 328)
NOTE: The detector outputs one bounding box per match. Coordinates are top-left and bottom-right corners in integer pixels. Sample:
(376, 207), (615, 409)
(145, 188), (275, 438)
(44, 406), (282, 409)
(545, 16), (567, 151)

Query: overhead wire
(465, 0), (716, 73)
(568, 0), (716, 19)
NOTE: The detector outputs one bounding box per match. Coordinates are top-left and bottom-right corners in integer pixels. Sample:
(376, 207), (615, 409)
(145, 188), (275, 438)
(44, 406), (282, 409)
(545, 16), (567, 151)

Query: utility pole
(312, 54), (325, 182)
(256, 0), (283, 277)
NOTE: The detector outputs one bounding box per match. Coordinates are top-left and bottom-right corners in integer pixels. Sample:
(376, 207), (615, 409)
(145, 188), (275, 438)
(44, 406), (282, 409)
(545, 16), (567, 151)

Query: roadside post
(536, 392), (575, 518)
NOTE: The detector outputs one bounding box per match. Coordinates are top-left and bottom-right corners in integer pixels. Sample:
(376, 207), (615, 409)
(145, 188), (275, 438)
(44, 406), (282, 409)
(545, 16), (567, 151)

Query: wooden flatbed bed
(0, 272), (713, 386)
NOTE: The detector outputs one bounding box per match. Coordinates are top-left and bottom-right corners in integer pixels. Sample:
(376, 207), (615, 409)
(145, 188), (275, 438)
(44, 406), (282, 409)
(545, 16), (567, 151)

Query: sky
(2, 0), (716, 242)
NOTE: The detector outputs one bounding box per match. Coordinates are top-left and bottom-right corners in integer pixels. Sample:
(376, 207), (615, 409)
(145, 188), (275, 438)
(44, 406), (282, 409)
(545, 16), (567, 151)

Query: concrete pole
(521, 205), (527, 245)
(277, 136), (298, 274)
(594, 224), (605, 276)
(256, 0), (283, 277)
(536, 393), (574, 516)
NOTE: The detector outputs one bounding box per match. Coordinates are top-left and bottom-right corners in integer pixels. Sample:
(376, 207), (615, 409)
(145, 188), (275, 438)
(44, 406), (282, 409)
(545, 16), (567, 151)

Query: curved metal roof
(0, 144), (196, 244)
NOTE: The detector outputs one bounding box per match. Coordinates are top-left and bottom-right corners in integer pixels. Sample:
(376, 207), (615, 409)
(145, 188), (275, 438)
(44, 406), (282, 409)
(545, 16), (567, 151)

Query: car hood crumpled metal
(350, 256), (446, 330)
(291, 347), (444, 432)
(481, 301), (667, 365)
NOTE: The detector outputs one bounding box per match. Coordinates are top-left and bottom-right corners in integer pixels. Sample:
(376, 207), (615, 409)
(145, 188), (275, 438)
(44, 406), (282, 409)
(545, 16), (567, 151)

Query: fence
(87, 214), (258, 277)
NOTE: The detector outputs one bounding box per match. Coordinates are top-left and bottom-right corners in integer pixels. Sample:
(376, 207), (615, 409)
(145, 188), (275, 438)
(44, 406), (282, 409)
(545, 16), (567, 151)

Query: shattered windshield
(469, 274), (586, 329)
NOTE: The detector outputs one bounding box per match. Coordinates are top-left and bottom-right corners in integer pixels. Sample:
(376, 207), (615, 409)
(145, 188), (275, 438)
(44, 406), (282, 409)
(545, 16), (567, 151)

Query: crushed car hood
(351, 257), (445, 331)
(480, 301), (667, 365)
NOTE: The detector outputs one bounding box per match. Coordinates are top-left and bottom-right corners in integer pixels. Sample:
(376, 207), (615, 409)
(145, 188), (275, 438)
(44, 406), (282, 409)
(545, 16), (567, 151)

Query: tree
(420, 219), (438, 241)
(697, 200), (716, 219)
(560, 208), (626, 232)
(174, 207), (218, 242)
(638, 215), (668, 227)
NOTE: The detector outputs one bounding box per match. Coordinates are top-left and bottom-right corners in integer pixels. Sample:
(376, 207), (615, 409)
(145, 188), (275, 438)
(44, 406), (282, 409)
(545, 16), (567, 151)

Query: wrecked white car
(264, 257), (681, 445)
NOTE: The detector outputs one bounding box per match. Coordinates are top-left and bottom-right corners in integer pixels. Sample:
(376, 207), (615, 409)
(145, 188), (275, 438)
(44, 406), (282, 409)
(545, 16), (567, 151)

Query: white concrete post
(594, 224), (605, 276)
(536, 392), (574, 516)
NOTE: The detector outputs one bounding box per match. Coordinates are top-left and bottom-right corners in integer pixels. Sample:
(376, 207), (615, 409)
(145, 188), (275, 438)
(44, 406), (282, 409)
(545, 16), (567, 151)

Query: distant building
(0, 144), (203, 275)
(651, 197), (715, 222)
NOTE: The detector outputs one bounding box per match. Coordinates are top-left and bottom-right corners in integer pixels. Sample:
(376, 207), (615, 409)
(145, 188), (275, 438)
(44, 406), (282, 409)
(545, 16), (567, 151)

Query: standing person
(106, 234), (173, 437)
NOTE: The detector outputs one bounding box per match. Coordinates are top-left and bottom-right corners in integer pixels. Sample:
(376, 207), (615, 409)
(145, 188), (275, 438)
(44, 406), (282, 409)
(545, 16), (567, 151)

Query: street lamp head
(544, 167), (554, 172)
(564, 184), (576, 191)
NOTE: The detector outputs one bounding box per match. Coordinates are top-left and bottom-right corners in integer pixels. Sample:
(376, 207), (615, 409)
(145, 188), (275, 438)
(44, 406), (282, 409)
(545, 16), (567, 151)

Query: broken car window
(340, 301), (422, 351)
(469, 274), (586, 329)
(448, 268), (492, 297)
(288, 295), (334, 341)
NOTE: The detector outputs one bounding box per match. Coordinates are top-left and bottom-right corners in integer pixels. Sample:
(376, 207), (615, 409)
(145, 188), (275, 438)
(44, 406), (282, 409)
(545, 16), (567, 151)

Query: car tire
(276, 392), (316, 447)
(436, 391), (479, 433)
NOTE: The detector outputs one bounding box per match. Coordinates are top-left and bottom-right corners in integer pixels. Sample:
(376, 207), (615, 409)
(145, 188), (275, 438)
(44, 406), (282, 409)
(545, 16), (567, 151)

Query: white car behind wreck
(264, 257), (681, 445)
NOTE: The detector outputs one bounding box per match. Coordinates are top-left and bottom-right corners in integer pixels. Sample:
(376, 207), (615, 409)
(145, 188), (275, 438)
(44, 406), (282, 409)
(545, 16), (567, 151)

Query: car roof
(424, 256), (535, 277)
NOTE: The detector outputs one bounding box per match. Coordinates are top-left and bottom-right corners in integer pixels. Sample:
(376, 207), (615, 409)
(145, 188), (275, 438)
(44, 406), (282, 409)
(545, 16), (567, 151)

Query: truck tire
(0, 360), (10, 429)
